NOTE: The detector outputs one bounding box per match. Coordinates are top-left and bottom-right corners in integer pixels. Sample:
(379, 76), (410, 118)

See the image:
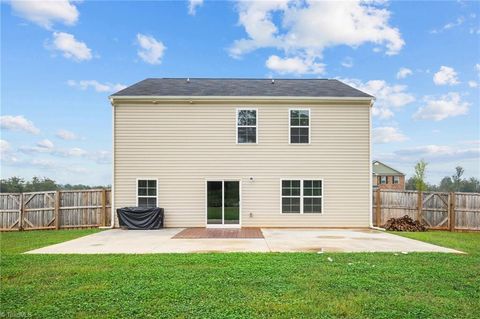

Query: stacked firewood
(383, 215), (427, 232)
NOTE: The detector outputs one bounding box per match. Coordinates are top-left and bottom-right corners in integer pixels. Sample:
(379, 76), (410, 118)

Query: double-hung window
(281, 179), (322, 214)
(393, 176), (400, 184)
(379, 176), (387, 184)
(289, 109), (310, 144)
(237, 109), (257, 144)
(137, 179), (157, 207)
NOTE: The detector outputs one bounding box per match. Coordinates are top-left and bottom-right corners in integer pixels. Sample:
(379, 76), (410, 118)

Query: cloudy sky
(1, 0), (479, 185)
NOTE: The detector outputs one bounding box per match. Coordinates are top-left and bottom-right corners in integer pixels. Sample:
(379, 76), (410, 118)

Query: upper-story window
(289, 109), (310, 144)
(237, 109), (257, 144)
(393, 176), (400, 184)
(379, 176), (387, 184)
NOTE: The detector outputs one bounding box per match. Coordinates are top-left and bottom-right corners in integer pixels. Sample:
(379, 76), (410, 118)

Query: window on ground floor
(281, 179), (322, 214)
(137, 179), (157, 207)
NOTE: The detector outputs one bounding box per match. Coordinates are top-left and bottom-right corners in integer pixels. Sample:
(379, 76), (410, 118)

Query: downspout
(100, 98), (116, 229)
(368, 97), (385, 231)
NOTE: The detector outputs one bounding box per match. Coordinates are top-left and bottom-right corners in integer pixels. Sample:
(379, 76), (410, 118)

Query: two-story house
(372, 160), (405, 190)
(109, 78), (374, 228)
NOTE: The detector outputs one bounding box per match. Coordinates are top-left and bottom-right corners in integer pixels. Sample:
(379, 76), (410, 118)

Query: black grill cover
(117, 207), (164, 230)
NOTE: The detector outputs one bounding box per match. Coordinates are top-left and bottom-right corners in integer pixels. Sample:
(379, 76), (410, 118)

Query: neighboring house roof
(372, 160), (405, 176)
(111, 78), (373, 98)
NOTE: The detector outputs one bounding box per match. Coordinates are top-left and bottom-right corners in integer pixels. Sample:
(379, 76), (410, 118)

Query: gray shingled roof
(111, 78), (373, 98)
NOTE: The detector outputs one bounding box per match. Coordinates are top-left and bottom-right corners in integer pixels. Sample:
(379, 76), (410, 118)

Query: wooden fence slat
(55, 190), (60, 230)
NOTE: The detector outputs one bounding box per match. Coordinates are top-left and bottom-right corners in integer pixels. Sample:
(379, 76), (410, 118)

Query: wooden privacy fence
(373, 189), (480, 231)
(0, 189), (111, 231)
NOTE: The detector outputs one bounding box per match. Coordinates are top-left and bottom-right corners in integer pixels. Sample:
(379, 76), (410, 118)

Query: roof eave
(109, 95), (374, 105)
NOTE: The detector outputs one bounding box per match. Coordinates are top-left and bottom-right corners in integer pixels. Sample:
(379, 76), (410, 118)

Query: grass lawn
(1, 230), (479, 319)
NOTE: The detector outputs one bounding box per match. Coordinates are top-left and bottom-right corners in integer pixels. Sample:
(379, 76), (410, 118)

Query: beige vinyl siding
(113, 102), (371, 227)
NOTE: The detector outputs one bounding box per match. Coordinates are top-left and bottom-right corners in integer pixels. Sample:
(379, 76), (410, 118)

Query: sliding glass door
(207, 181), (240, 226)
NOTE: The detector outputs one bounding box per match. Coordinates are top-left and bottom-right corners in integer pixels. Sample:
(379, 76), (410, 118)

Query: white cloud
(188, 0), (203, 15)
(476, 63), (480, 75)
(9, 0), (79, 29)
(0, 115), (40, 134)
(30, 158), (56, 169)
(395, 144), (479, 161)
(396, 67), (412, 79)
(50, 32), (92, 61)
(89, 150), (112, 164)
(230, 0), (404, 74)
(0, 139), (11, 154)
(67, 80), (126, 93)
(468, 81), (478, 88)
(430, 16), (464, 34)
(342, 79), (415, 119)
(136, 33), (166, 65)
(265, 55), (325, 75)
(37, 139), (54, 150)
(19, 139), (55, 154)
(55, 129), (77, 140)
(373, 127), (408, 144)
(341, 57), (354, 68)
(433, 66), (459, 85)
(18, 140), (108, 164)
(61, 147), (88, 157)
(414, 92), (470, 121)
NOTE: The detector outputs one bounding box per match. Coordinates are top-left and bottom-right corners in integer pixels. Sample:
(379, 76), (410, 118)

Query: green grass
(1, 230), (479, 319)
(0, 229), (101, 255)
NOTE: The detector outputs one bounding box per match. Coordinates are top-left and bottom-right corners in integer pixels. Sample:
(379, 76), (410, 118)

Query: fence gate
(0, 194), (22, 230)
(421, 192), (449, 230)
(22, 191), (57, 230)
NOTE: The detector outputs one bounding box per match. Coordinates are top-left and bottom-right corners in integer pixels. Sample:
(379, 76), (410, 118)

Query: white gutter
(109, 95), (374, 102)
(368, 98), (384, 231)
(100, 101), (116, 229)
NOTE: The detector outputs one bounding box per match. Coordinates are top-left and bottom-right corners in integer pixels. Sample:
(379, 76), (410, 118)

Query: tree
(452, 166), (464, 192)
(413, 160), (428, 192)
(0, 177), (25, 193)
(0, 177), (108, 193)
(439, 176), (454, 192)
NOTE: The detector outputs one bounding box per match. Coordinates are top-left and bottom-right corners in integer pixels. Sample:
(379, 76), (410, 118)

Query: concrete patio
(26, 228), (462, 254)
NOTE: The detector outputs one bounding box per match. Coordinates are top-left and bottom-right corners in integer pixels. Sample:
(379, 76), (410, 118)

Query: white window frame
(136, 178), (158, 207)
(393, 176), (400, 184)
(236, 108), (258, 144)
(288, 108), (311, 144)
(280, 178), (323, 214)
(204, 178), (242, 228)
(380, 176), (387, 184)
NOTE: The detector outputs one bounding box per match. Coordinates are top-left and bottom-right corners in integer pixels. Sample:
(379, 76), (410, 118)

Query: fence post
(449, 192), (456, 232)
(417, 191), (423, 222)
(18, 193), (24, 231)
(54, 190), (61, 230)
(375, 188), (381, 226)
(101, 188), (107, 227)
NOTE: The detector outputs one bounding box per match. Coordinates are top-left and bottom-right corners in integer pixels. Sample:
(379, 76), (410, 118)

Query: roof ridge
(147, 78), (334, 80)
